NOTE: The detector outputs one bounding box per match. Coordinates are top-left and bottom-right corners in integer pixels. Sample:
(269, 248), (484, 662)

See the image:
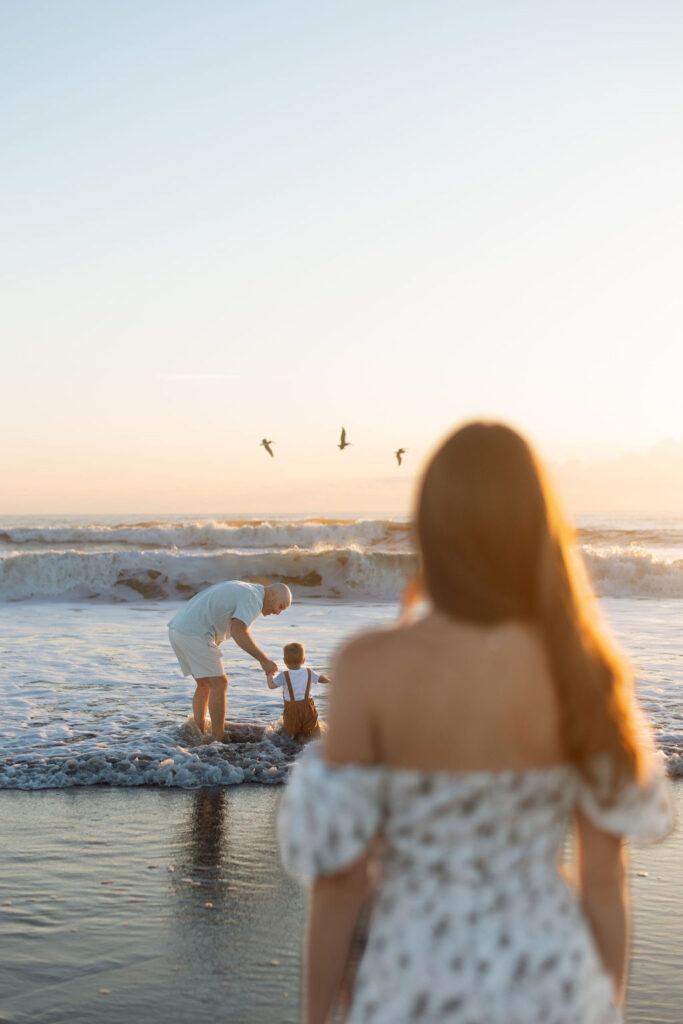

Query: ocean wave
(581, 546), (683, 599)
(0, 546), (417, 602)
(2, 543), (682, 603)
(0, 518), (409, 552)
(3, 519), (681, 556)
(578, 526), (683, 548)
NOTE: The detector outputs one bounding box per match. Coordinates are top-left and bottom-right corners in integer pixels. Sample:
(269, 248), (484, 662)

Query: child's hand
(319, 673), (332, 685)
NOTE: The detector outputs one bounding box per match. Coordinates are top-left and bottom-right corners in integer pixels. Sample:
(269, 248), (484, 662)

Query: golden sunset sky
(2, 1), (682, 514)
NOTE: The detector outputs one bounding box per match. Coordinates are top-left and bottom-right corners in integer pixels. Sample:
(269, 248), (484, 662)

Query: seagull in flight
(338, 427), (351, 451)
(395, 448), (407, 466)
(260, 439), (275, 457)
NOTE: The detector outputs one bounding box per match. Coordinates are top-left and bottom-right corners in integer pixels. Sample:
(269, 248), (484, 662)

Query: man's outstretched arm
(230, 618), (278, 675)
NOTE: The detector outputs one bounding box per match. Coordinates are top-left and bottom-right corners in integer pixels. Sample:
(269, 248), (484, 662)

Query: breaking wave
(578, 526), (683, 548)
(1, 544), (682, 602)
(0, 547), (417, 601)
(0, 518), (409, 552)
(582, 546), (683, 599)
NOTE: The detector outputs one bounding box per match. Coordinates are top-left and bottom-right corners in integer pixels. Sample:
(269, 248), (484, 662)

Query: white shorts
(168, 627), (224, 679)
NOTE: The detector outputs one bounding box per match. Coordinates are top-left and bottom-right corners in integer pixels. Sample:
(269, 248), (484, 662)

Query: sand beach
(0, 783), (681, 1024)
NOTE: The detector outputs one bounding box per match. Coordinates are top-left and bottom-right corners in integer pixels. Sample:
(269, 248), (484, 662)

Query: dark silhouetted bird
(260, 439), (275, 457)
(395, 448), (407, 466)
(338, 427), (351, 450)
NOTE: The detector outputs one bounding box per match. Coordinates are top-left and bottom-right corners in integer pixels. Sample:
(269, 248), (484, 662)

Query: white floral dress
(278, 745), (673, 1024)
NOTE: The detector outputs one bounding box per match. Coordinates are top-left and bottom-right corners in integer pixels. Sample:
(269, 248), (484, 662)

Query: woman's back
(325, 612), (565, 774)
(280, 422), (673, 1024)
(281, 615), (671, 1023)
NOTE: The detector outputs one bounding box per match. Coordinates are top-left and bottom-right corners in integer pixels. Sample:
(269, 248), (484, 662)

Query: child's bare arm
(266, 673), (279, 690)
(318, 673), (332, 685)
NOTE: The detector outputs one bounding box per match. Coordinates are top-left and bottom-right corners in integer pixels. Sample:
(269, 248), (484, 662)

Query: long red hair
(413, 421), (649, 791)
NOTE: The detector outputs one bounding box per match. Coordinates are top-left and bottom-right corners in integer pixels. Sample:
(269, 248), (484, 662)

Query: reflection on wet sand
(171, 788), (230, 918)
(165, 785), (304, 1021)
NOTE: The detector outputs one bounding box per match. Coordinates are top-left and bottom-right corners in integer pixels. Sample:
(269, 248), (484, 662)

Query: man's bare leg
(192, 678), (210, 733)
(204, 674), (229, 741)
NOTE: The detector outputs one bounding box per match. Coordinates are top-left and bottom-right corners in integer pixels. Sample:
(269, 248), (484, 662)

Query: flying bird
(338, 427), (351, 450)
(260, 439), (275, 457)
(395, 448), (407, 466)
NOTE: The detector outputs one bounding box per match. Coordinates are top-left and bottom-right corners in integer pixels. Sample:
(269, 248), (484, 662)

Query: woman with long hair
(279, 422), (672, 1024)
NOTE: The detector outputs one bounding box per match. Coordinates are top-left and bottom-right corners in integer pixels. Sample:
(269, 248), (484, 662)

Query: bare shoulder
(323, 622), (409, 765)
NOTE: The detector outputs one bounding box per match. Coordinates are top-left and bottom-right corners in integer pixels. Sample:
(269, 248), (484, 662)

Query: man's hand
(261, 657), (278, 676)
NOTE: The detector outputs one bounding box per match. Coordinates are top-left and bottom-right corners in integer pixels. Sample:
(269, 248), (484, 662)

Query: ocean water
(0, 513), (681, 789)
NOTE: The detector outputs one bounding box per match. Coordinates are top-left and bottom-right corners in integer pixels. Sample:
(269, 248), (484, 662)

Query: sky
(1, 0), (682, 514)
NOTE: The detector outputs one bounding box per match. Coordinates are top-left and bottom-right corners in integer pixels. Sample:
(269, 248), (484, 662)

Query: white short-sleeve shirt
(167, 581), (264, 644)
(272, 667), (320, 701)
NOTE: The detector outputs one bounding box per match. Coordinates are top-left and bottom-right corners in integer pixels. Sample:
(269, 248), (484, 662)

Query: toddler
(267, 642), (331, 739)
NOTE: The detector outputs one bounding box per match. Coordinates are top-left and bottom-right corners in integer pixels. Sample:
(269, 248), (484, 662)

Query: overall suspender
(283, 668), (312, 701)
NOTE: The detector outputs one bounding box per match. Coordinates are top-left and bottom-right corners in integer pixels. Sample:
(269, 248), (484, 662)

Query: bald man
(168, 580), (292, 741)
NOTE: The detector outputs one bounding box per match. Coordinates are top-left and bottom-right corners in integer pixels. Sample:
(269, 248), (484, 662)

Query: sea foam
(1, 544), (682, 602)
(0, 546), (416, 601)
(0, 721), (300, 790)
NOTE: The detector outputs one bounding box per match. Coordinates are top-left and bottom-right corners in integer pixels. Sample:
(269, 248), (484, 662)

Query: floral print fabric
(278, 745), (673, 1024)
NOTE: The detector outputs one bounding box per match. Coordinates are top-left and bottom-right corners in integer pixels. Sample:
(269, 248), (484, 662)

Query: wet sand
(0, 783), (681, 1024)
(0, 787), (304, 1024)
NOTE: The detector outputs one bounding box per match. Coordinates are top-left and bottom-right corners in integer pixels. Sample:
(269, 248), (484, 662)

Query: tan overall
(282, 668), (319, 739)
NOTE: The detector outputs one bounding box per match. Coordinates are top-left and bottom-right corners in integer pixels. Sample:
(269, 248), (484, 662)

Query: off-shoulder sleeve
(575, 756), (674, 843)
(278, 743), (386, 881)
